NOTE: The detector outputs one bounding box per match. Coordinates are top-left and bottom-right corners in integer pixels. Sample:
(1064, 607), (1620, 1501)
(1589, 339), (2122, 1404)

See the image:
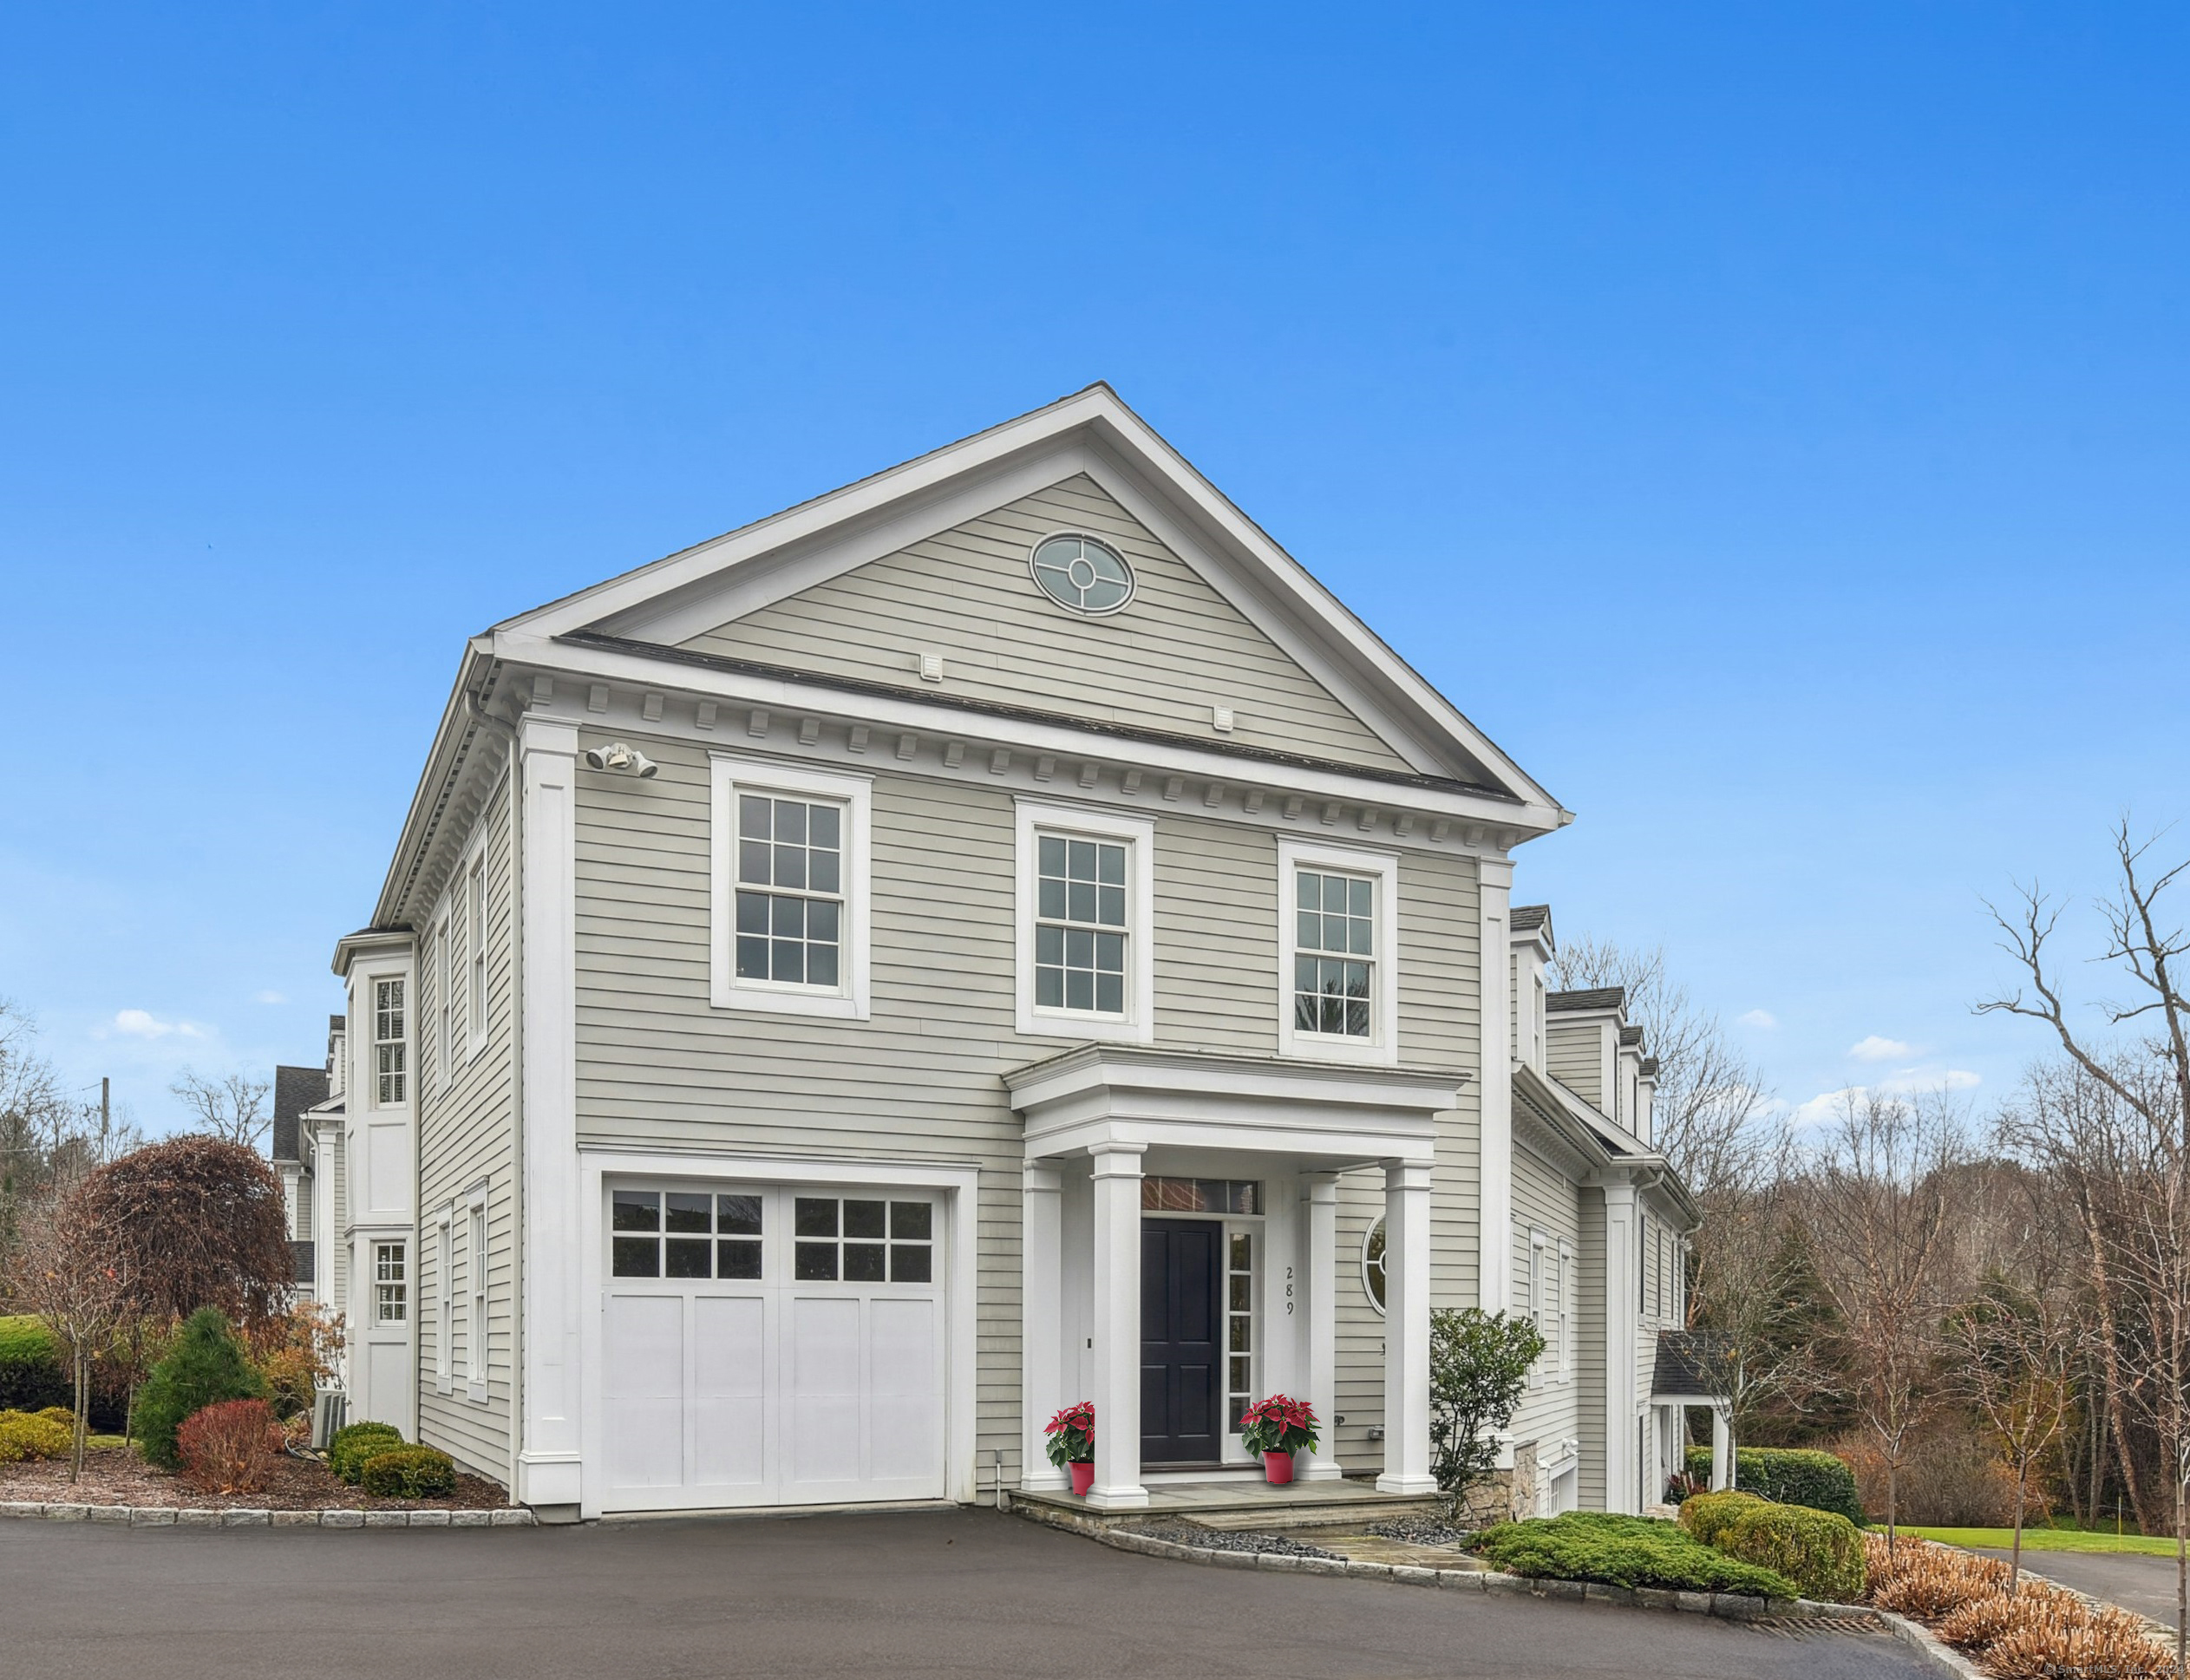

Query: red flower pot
(1263, 1450), (1295, 1486)
(1069, 1461), (1095, 1497)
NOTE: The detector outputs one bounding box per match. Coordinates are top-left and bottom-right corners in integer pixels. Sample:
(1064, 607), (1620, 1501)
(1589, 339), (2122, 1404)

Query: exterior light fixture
(583, 742), (657, 778)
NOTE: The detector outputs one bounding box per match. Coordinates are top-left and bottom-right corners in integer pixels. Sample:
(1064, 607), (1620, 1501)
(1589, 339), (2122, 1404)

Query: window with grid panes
(373, 979), (407, 1105)
(467, 1202), (488, 1389)
(734, 794), (843, 988)
(375, 1241), (407, 1322)
(1226, 1232), (1253, 1431)
(1035, 834), (1127, 1014)
(793, 1195), (932, 1283)
(467, 855), (487, 1044)
(611, 1189), (766, 1279)
(1293, 870), (1374, 1037)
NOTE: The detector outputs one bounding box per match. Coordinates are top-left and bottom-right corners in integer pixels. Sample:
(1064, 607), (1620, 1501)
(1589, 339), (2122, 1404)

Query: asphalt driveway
(2, 1504), (1933, 1680)
(1975, 1547), (2187, 1633)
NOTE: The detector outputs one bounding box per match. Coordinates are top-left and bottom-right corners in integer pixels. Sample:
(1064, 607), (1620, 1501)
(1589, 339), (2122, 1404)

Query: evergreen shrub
(134, 1309), (267, 1468)
(0, 1409), (73, 1462)
(1677, 1488), (1769, 1548)
(328, 1422), (405, 1483)
(1716, 1502), (1867, 1603)
(1471, 1511), (1798, 1598)
(1685, 1445), (1864, 1524)
(358, 1446), (456, 1499)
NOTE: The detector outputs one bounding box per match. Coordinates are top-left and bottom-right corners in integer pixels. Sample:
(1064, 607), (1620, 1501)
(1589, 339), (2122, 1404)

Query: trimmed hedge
(0, 1317), (69, 1414)
(328, 1422), (405, 1483)
(1685, 1445), (1864, 1525)
(1471, 1512), (1798, 1599)
(1678, 1488), (1770, 1549)
(1717, 1502), (1866, 1603)
(358, 1446), (457, 1499)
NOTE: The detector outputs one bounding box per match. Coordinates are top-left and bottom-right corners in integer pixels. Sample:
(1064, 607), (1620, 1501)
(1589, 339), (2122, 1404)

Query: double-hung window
(709, 757), (872, 1018)
(373, 978), (407, 1106)
(1014, 801), (1154, 1043)
(1276, 840), (1398, 1063)
(375, 1241), (407, 1323)
(467, 1198), (488, 1399)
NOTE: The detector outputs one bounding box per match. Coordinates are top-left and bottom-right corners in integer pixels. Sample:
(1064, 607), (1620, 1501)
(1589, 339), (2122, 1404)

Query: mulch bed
(0, 1447), (508, 1511)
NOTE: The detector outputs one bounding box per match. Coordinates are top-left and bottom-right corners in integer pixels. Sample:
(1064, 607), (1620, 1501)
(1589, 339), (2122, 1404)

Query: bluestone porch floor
(1011, 1474), (1447, 1530)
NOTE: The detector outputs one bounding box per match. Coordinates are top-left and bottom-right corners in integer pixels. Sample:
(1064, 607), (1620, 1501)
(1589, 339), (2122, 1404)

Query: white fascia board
(1005, 1049), (1463, 1115)
(496, 630), (1551, 828)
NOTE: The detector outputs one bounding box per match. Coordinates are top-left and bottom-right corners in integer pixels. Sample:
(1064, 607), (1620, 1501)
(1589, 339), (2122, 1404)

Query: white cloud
(109, 1009), (203, 1040)
(1793, 1087), (1859, 1128)
(253, 990), (286, 1005)
(1737, 1009), (1778, 1030)
(1848, 1035), (1916, 1062)
(1792, 1070), (1984, 1128)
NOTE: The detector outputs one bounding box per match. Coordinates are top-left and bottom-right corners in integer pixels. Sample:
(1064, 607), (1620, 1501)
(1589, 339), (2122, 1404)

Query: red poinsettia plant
(1238, 1395), (1320, 1458)
(1043, 1401), (1095, 1468)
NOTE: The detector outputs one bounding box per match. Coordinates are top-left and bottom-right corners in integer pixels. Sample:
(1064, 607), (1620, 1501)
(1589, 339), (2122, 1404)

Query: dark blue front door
(1141, 1219), (1222, 1465)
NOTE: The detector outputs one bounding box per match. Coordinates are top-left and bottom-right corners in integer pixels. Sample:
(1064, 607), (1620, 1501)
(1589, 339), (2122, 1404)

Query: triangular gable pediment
(495, 386), (1561, 816)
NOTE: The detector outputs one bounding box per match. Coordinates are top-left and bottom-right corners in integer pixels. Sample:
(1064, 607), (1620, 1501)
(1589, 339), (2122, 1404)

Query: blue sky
(3, 5), (2185, 1134)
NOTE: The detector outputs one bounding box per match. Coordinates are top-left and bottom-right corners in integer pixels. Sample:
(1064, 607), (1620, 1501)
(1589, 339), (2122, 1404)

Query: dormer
(326, 1012), (348, 1101)
(1509, 905), (1553, 1075)
(1637, 1055), (1659, 1149)
(1616, 1025), (1644, 1139)
(1545, 986), (1656, 1142)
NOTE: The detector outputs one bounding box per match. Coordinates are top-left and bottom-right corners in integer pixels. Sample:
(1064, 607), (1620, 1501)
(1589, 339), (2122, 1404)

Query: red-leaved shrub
(175, 1398), (283, 1494)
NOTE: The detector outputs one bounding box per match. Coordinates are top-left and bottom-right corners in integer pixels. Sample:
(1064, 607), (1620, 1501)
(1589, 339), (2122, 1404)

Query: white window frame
(1526, 1226), (1546, 1386)
(466, 1185), (489, 1402)
(708, 755), (873, 1019)
(466, 848), (488, 1059)
(434, 905), (454, 1088)
(370, 979), (408, 1108)
(1558, 1237), (1575, 1382)
(374, 1239), (408, 1323)
(434, 1210), (454, 1395)
(1013, 799), (1155, 1044)
(1276, 838), (1399, 1066)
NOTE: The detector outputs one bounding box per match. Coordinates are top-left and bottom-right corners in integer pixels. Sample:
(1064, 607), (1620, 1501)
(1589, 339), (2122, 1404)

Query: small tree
(1946, 1273), (2084, 1594)
(74, 1135), (292, 1330)
(134, 1307), (267, 1469)
(1428, 1308), (1546, 1519)
(9, 1193), (131, 1481)
(168, 1069), (271, 1150)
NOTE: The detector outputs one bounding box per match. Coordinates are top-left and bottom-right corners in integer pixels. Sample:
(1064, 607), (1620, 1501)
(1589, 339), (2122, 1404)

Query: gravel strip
(1363, 1516), (1477, 1547)
(1122, 1519), (1343, 1560)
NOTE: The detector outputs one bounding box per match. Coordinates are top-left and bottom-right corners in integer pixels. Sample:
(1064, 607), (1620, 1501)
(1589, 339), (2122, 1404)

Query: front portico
(1006, 1046), (1463, 1512)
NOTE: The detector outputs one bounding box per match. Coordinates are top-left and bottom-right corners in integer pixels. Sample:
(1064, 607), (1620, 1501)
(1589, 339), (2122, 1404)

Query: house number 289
(1285, 1265), (1295, 1314)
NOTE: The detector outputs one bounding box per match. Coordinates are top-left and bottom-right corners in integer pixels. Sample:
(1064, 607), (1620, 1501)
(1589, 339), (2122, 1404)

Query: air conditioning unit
(310, 1390), (348, 1450)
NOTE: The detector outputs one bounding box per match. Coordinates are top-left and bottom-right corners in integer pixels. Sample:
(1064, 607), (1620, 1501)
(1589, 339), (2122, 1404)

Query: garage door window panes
(793, 1196), (932, 1284)
(611, 1189), (765, 1279)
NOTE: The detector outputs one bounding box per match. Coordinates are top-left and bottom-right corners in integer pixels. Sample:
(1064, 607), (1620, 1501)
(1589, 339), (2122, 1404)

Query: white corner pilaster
(1478, 854), (1514, 1315)
(1021, 1162), (1066, 1491)
(1087, 1142), (1147, 1509)
(1602, 1176), (1640, 1513)
(1377, 1160), (1436, 1494)
(1299, 1173), (1343, 1480)
(517, 714), (583, 1511)
(1710, 1404), (1733, 1491)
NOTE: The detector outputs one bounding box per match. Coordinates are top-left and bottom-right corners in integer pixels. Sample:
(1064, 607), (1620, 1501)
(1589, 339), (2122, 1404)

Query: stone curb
(1870, 1610), (1987, 1680)
(0, 1500), (533, 1529)
(1009, 1499), (1853, 1626)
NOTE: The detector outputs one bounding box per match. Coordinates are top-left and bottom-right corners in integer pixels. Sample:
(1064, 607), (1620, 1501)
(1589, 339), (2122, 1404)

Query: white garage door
(599, 1182), (945, 1513)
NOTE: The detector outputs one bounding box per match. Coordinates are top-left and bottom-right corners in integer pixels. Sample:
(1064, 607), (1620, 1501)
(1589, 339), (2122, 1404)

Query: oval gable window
(1362, 1218), (1387, 1316)
(1030, 533), (1134, 616)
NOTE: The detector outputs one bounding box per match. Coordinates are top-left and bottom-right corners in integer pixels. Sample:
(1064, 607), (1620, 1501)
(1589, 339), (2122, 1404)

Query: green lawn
(1893, 1525), (2183, 1558)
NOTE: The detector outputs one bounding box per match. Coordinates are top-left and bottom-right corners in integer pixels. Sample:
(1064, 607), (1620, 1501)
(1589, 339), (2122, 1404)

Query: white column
(1299, 1173), (1343, 1481)
(1477, 855), (1514, 1314)
(1377, 1160), (1436, 1494)
(1087, 1142), (1147, 1510)
(1601, 1178), (1639, 1513)
(1710, 1405), (1733, 1491)
(517, 713), (584, 1513)
(1021, 1163), (1066, 1491)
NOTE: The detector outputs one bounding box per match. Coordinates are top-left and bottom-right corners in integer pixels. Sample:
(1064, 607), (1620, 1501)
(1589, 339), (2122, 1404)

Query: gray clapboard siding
(413, 773), (518, 1489)
(1577, 1186), (1608, 1510)
(1546, 1023), (1602, 1106)
(571, 727), (1482, 1483)
(1505, 1141), (1583, 1462)
(677, 475), (1417, 774)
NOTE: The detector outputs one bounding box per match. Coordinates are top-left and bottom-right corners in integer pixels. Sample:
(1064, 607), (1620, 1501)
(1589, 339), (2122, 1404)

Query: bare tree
(1946, 1271), (2086, 1594)
(1982, 821), (2190, 1670)
(169, 1069), (271, 1150)
(1685, 1175), (1829, 1475)
(10, 1191), (132, 1481)
(1548, 937), (1773, 1200)
(1798, 1086), (1965, 1558)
